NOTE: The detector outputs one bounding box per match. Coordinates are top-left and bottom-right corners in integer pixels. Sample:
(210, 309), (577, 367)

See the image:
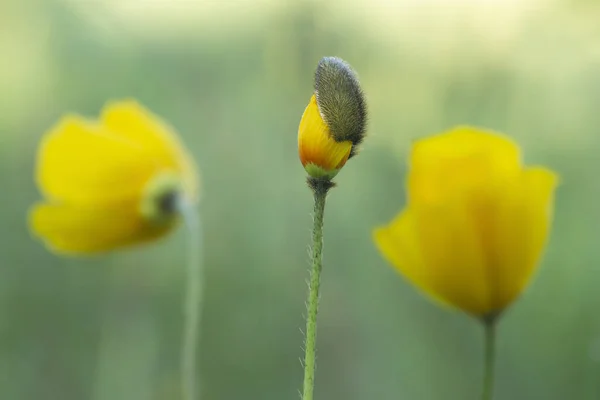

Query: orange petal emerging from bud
(298, 95), (352, 179)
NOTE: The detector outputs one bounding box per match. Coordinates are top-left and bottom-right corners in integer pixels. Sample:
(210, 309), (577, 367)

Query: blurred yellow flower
(373, 126), (558, 317)
(298, 94), (353, 179)
(29, 100), (199, 255)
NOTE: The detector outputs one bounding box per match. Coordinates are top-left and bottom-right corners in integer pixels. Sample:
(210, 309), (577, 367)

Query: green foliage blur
(1, 0), (600, 399)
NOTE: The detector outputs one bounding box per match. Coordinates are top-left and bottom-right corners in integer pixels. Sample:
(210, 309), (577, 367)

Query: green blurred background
(2, 0), (600, 399)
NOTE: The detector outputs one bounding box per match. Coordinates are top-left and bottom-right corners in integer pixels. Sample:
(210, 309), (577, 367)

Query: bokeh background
(2, 0), (600, 399)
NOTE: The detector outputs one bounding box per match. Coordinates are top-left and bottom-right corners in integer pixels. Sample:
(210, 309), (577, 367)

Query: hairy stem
(301, 178), (332, 400)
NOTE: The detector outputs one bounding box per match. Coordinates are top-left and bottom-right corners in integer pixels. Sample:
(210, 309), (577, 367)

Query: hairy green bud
(314, 57), (367, 157)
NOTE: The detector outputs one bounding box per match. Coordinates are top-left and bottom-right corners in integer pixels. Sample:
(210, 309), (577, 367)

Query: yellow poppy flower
(29, 100), (199, 255)
(373, 126), (558, 318)
(298, 94), (353, 179)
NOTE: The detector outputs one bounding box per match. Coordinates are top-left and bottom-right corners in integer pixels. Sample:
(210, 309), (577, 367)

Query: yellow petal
(374, 206), (493, 315)
(373, 210), (447, 309)
(416, 199), (496, 315)
(410, 126), (521, 173)
(29, 202), (175, 255)
(487, 167), (558, 310)
(298, 94), (352, 176)
(101, 100), (181, 163)
(408, 126), (521, 205)
(101, 100), (199, 200)
(36, 115), (163, 205)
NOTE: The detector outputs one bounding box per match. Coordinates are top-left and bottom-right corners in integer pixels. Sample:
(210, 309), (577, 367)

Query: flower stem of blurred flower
(180, 202), (204, 400)
(481, 317), (498, 400)
(301, 178), (332, 400)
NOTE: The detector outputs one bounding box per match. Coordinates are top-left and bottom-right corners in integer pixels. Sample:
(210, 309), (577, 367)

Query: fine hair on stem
(301, 177), (334, 400)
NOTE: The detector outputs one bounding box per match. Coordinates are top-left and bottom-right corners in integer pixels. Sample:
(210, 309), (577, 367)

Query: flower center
(139, 171), (184, 224)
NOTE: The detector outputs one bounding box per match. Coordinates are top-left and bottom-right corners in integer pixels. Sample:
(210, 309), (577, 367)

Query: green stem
(180, 202), (204, 400)
(481, 319), (497, 400)
(301, 178), (332, 400)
